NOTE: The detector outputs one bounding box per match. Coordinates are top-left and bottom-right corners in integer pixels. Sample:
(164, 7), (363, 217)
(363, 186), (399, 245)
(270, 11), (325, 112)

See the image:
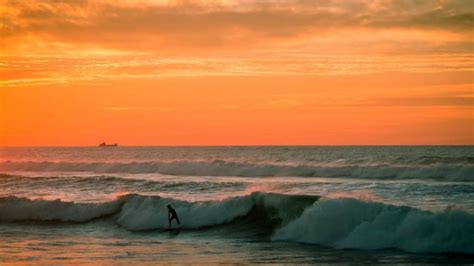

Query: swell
(0, 160), (472, 181)
(413, 156), (474, 165)
(0, 195), (124, 222)
(0, 173), (246, 194)
(0, 192), (473, 254)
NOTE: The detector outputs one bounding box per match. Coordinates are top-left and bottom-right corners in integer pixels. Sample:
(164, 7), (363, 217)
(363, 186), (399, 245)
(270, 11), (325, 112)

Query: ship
(98, 142), (118, 147)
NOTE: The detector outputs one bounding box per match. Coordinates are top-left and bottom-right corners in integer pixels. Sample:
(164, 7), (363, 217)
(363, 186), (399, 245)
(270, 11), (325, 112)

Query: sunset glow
(1, 0), (473, 145)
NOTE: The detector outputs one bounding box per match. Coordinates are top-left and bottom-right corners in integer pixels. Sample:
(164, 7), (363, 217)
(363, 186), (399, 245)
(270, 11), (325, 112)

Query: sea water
(0, 146), (473, 263)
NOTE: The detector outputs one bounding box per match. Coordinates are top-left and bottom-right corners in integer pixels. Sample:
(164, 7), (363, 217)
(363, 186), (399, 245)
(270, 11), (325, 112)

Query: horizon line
(1, 144), (473, 148)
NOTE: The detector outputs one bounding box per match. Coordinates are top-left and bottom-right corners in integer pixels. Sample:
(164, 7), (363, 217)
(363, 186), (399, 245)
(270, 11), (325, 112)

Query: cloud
(1, 54), (472, 87)
(0, 0), (472, 86)
(104, 107), (174, 111)
(1, 0), (472, 55)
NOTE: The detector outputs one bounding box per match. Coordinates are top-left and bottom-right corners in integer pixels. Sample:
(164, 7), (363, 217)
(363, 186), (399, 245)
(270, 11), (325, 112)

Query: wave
(0, 160), (472, 181)
(273, 198), (474, 254)
(0, 195), (123, 222)
(0, 173), (247, 194)
(0, 192), (318, 230)
(414, 156), (474, 165)
(0, 192), (473, 254)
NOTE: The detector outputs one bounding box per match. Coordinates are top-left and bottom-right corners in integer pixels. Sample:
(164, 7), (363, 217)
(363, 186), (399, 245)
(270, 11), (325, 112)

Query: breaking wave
(0, 160), (472, 181)
(0, 192), (473, 254)
(0, 192), (317, 230)
(273, 198), (474, 254)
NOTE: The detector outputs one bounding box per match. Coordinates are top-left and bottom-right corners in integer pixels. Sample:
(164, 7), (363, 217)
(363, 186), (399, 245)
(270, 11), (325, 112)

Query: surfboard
(162, 228), (180, 232)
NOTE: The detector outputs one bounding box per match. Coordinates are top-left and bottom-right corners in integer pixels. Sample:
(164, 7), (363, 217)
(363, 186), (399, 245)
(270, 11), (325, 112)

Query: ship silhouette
(98, 142), (118, 147)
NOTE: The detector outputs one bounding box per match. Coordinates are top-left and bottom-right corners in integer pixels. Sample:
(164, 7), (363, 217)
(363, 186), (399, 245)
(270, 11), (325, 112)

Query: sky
(0, 0), (473, 146)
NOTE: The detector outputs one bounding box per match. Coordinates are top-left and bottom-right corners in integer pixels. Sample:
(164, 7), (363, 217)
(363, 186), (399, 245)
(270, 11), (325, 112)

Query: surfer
(167, 204), (180, 228)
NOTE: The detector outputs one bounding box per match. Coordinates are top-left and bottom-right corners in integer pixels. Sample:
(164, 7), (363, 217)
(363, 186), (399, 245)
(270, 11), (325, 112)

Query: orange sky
(0, 0), (473, 145)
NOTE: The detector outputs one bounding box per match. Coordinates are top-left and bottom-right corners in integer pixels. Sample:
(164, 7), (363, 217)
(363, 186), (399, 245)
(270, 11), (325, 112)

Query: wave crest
(273, 198), (474, 254)
(1, 160), (472, 181)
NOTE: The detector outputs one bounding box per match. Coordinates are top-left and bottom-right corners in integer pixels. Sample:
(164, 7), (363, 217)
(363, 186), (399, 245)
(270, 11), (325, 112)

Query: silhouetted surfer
(167, 204), (180, 228)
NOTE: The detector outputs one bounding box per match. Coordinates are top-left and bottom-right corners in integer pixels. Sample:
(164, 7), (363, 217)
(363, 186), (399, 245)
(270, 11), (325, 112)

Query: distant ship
(99, 142), (118, 147)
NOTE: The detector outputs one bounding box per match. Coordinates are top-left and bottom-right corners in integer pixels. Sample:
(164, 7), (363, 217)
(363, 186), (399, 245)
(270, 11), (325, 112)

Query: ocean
(0, 146), (473, 264)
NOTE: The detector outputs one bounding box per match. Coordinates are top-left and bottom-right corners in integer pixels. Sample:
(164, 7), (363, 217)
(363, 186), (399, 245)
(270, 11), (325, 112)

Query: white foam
(0, 192), (317, 230)
(273, 198), (474, 254)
